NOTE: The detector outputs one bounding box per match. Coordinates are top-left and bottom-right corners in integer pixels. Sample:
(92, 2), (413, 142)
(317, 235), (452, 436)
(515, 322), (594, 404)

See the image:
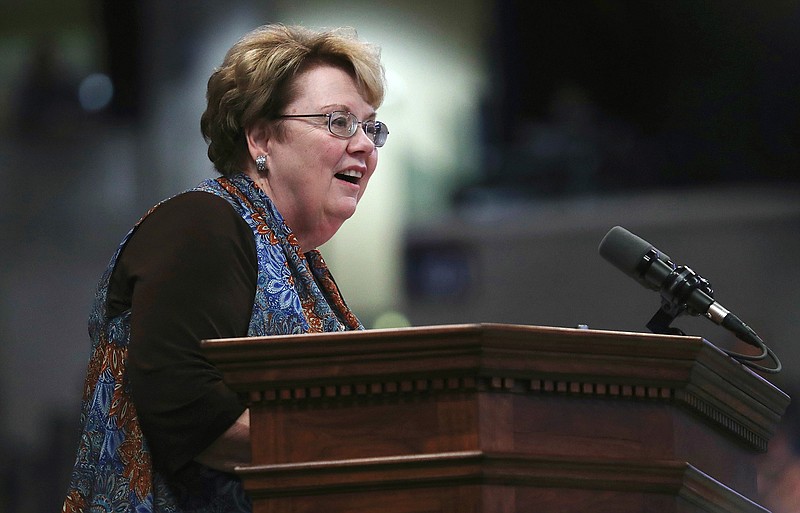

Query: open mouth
(335, 169), (363, 185)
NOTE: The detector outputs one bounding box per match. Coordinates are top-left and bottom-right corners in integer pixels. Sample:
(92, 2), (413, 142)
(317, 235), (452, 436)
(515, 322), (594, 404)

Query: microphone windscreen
(598, 226), (667, 276)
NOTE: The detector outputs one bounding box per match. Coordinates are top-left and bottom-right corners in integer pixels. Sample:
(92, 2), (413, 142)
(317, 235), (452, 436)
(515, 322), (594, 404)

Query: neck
(244, 169), (325, 253)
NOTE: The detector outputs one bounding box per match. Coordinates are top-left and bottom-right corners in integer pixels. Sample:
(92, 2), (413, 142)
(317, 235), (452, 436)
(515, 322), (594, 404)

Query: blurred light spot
(78, 73), (114, 112)
(372, 310), (411, 329)
(382, 68), (407, 108)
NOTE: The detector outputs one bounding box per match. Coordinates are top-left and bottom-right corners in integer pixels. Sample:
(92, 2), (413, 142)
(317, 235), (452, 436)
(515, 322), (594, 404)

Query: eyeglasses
(279, 110), (389, 147)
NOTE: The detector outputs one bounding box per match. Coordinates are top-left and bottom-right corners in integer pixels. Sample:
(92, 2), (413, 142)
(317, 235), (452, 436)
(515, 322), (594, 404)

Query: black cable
(721, 328), (782, 374)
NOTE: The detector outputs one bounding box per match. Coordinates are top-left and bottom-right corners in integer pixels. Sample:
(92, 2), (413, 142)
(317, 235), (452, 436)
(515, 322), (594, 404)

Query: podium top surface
(203, 323), (785, 390)
(202, 324), (789, 443)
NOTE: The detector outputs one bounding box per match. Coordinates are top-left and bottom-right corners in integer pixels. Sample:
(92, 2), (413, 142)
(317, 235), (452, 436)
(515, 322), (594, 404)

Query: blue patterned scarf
(63, 173), (363, 512)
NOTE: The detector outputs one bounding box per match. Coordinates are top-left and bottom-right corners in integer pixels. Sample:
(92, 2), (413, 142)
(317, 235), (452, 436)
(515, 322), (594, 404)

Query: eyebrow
(322, 104), (377, 119)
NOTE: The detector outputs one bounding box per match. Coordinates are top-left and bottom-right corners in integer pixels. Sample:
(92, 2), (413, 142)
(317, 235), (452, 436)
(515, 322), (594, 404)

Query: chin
(333, 200), (359, 220)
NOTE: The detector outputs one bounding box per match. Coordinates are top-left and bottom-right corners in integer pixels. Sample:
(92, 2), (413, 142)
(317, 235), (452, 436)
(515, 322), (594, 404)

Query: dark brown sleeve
(109, 191), (257, 475)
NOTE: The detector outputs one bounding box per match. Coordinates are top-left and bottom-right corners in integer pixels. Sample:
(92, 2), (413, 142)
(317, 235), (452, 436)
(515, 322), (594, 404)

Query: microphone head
(598, 226), (671, 278)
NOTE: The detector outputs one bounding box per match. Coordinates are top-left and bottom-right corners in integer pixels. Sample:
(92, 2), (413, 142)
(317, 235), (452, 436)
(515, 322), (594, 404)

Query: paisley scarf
(63, 173), (362, 512)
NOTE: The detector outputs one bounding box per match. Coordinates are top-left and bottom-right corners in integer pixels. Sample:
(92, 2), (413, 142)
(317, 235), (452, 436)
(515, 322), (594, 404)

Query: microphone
(598, 225), (780, 373)
(598, 226), (755, 345)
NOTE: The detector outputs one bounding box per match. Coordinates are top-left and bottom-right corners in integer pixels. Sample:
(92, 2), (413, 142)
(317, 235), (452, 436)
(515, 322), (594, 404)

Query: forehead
(288, 64), (373, 114)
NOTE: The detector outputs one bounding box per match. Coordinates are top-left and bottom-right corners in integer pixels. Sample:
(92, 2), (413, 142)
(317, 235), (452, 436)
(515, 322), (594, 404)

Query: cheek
(366, 151), (378, 174)
(296, 138), (341, 170)
(322, 139), (350, 161)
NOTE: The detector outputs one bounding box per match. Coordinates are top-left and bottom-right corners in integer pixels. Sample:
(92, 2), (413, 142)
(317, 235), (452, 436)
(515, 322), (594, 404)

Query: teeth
(339, 169), (363, 179)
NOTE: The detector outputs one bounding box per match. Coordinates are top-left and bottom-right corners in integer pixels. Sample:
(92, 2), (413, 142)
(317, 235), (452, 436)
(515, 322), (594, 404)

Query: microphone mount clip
(644, 258), (715, 336)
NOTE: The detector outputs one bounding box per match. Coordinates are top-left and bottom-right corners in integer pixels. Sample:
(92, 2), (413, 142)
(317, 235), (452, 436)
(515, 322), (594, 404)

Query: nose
(347, 124), (376, 153)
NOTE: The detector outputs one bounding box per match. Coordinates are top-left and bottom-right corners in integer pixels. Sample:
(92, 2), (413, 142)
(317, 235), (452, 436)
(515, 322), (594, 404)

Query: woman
(63, 24), (388, 513)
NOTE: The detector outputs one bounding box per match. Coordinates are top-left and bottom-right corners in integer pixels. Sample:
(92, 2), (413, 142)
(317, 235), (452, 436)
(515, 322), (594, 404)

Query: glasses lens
(328, 111), (358, 137)
(368, 121), (388, 147)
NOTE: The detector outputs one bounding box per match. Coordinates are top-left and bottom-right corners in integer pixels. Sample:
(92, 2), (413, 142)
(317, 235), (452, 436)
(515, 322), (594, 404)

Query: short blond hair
(200, 24), (386, 176)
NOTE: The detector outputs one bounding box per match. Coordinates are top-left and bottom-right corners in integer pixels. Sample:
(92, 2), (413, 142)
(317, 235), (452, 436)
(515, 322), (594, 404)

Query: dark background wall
(475, 0), (800, 198)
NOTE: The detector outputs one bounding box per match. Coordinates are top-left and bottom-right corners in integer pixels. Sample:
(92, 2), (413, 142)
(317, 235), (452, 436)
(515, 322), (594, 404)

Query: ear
(245, 119), (271, 162)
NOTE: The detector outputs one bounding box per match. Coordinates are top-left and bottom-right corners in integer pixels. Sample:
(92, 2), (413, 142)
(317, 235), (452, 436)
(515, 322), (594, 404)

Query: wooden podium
(202, 324), (789, 513)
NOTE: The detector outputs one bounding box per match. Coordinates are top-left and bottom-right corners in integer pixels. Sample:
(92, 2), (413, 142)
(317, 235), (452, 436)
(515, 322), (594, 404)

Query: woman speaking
(63, 23), (389, 513)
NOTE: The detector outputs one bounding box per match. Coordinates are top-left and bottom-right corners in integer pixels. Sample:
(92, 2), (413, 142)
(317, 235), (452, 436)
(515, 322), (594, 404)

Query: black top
(107, 191), (258, 475)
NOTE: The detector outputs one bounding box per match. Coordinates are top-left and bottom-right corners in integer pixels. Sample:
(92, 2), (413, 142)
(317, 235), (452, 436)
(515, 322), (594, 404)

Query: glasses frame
(278, 111), (389, 147)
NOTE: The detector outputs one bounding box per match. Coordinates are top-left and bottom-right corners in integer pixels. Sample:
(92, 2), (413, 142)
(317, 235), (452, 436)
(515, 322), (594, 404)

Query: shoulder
(149, 190), (241, 224)
(108, 190), (258, 317)
(123, 190), (257, 268)
(137, 191), (251, 243)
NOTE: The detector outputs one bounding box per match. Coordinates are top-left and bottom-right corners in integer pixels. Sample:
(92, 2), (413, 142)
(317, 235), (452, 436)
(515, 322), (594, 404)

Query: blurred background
(1, 0), (799, 511)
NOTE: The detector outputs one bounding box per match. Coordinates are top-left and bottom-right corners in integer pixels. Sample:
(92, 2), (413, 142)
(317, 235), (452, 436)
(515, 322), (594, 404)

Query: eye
(329, 112), (351, 130)
(327, 111), (360, 138)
